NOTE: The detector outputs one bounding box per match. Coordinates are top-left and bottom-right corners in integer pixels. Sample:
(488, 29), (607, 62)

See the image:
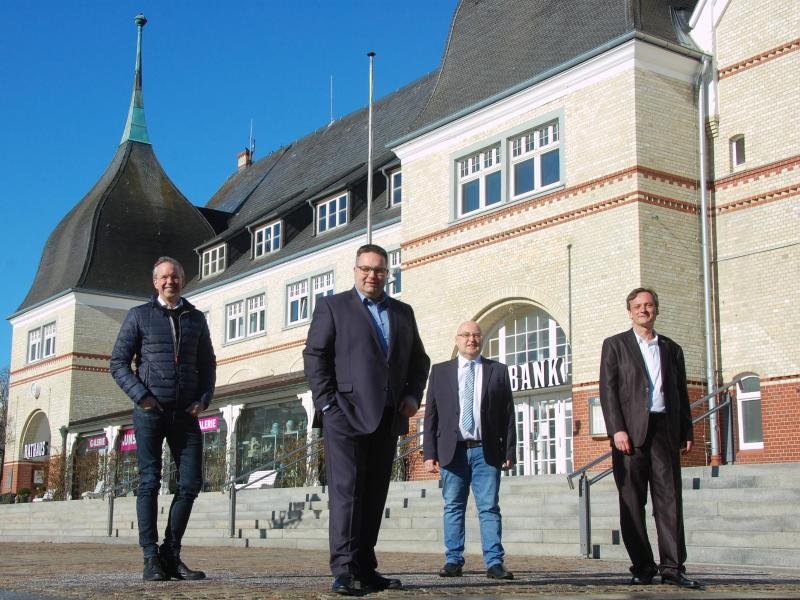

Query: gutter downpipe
(697, 56), (720, 465)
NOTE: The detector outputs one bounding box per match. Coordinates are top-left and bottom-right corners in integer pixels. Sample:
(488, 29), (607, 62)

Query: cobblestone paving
(1, 544), (800, 599)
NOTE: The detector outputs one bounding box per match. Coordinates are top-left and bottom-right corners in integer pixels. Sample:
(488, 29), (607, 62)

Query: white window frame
(42, 322), (56, 359)
(254, 221), (282, 258)
(730, 134), (746, 168)
(456, 145), (502, 217)
(588, 396), (607, 436)
(226, 301), (245, 342)
(286, 280), (310, 325)
(246, 294), (266, 336)
(736, 376), (763, 450)
(202, 244), (226, 278)
(316, 193), (348, 234)
(27, 328), (42, 363)
(387, 249), (402, 297)
(390, 170), (402, 206)
(509, 120), (561, 201)
(311, 272), (334, 304)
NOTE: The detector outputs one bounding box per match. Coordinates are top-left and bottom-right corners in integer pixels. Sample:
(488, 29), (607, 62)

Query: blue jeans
(441, 445), (504, 568)
(133, 406), (203, 559)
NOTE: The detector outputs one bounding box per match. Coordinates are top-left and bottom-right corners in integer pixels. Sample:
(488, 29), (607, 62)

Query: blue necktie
(461, 361), (475, 433)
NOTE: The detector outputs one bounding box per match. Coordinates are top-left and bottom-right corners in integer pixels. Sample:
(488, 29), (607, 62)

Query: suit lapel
(386, 298), (398, 359)
(447, 359), (460, 412)
(480, 357), (492, 413)
(623, 329), (648, 377)
(349, 288), (385, 357)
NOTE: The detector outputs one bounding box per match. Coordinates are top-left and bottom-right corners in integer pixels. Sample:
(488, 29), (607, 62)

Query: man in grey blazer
(599, 287), (700, 589)
(423, 321), (516, 580)
(303, 244), (430, 595)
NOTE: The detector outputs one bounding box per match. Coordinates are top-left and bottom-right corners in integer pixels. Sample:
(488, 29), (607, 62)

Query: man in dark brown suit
(599, 288), (701, 589)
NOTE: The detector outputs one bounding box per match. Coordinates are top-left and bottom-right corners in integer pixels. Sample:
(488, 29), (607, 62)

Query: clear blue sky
(0, 1), (458, 370)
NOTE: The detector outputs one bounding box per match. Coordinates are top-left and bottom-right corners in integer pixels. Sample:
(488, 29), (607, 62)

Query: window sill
(451, 183), (565, 226)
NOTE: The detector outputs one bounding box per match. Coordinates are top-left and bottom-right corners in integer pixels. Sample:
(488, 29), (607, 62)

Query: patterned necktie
(460, 361), (475, 433)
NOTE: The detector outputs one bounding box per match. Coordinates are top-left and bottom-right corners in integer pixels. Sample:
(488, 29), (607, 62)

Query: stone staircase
(1, 463), (799, 567)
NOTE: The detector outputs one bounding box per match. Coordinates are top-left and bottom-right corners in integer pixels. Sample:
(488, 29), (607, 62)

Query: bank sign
(23, 441), (48, 459)
(508, 357), (569, 392)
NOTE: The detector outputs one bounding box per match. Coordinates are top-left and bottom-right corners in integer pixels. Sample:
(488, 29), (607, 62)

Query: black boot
(159, 545), (206, 580)
(143, 556), (167, 581)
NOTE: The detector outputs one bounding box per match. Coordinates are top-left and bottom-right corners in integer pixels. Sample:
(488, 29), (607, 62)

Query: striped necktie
(460, 361), (475, 433)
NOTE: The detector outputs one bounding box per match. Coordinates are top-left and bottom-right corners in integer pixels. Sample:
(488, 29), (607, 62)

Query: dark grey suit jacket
(423, 357), (516, 468)
(303, 287), (430, 436)
(599, 329), (693, 448)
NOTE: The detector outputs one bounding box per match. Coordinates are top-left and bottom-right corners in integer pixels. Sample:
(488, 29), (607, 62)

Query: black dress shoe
(439, 563), (463, 577)
(661, 572), (702, 589)
(160, 552), (206, 580)
(332, 574), (362, 596)
(360, 571), (402, 591)
(142, 556), (167, 581)
(629, 574), (654, 585)
(486, 563), (514, 580)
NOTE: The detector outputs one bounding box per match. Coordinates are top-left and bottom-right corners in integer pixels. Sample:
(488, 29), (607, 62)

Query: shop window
(234, 401), (309, 478)
(736, 375), (763, 450)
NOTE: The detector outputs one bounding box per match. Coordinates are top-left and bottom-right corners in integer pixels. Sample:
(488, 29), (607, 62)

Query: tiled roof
(188, 72), (437, 293)
(411, 0), (699, 132)
(17, 141), (215, 312)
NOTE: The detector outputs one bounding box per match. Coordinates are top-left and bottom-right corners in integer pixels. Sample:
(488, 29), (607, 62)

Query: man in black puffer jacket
(111, 256), (216, 582)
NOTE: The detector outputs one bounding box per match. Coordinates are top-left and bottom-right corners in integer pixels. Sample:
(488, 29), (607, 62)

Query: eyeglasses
(355, 266), (389, 276)
(456, 333), (482, 340)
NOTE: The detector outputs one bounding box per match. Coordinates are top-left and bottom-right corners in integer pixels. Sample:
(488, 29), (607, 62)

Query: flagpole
(366, 51), (375, 244)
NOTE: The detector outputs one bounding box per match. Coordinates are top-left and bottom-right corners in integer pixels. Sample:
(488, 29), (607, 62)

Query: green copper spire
(120, 14), (151, 144)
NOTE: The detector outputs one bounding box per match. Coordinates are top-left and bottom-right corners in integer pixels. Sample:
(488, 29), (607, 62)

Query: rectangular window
(390, 171), (402, 206)
(311, 272), (334, 304)
(731, 135), (746, 168)
(457, 145), (501, 216)
(254, 221), (282, 258)
(202, 244), (226, 278)
(42, 322), (56, 358)
(387, 249), (402, 297)
(588, 397), (607, 436)
(317, 193), (348, 234)
(247, 294), (266, 335)
(226, 301), (245, 341)
(27, 328), (42, 363)
(510, 120), (560, 199)
(287, 280), (310, 325)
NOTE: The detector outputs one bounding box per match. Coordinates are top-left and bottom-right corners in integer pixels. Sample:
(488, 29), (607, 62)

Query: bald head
(455, 321), (482, 360)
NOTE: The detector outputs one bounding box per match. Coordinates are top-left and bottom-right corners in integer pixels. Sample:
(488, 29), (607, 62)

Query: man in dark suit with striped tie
(423, 320), (516, 580)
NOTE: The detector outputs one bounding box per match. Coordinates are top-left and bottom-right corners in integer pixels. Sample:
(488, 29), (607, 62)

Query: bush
(0, 492), (16, 504)
(18, 487), (31, 496)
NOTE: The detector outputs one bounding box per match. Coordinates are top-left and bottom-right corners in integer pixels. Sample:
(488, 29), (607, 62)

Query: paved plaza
(0, 543), (799, 599)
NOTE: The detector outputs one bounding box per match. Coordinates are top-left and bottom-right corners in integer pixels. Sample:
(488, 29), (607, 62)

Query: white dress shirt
(458, 354), (483, 441)
(634, 330), (665, 413)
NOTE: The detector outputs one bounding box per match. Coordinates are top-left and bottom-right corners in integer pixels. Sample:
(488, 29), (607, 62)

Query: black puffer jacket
(110, 296), (216, 409)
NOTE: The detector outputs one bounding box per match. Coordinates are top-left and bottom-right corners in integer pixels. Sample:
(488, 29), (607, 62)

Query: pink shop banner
(119, 428), (137, 452)
(198, 415), (219, 433)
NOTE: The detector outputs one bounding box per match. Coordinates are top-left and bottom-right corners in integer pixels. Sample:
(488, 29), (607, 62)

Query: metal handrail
(567, 374), (744, 490)
(566, 375), (743, 558)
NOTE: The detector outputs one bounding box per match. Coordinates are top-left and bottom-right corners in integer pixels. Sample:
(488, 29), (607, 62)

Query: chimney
(237, 148), (252, 171)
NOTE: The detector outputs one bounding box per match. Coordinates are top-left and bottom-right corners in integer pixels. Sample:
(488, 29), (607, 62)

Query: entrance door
(513, 394), (573, 476)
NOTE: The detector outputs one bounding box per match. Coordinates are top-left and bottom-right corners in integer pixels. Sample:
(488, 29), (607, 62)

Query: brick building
(3, 0), (798, 496)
